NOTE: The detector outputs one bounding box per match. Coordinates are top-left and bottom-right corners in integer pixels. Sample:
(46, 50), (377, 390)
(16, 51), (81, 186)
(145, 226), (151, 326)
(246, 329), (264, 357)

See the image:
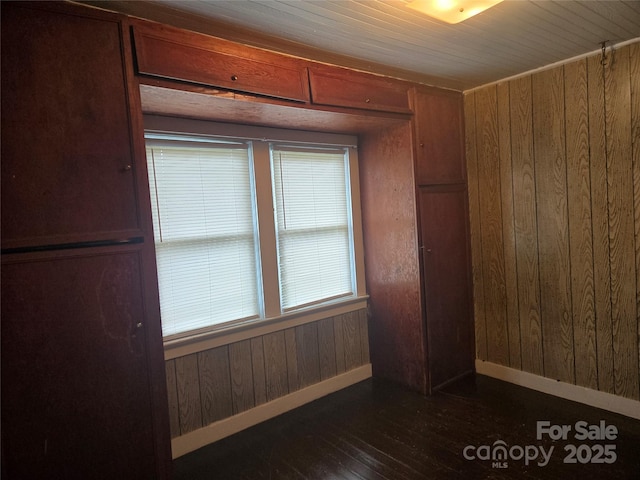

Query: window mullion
(347, 146), (367, 297)
(252, 140), (281, 317)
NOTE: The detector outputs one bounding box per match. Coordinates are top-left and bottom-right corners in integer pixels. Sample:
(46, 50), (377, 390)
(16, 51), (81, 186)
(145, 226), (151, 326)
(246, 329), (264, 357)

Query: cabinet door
(1, 3), (141, 250)
(418, 185), (474, 390)
(132, 22), (310, 103)
(1, 249), (159, 479)
(309, 65), (411, 113)
(412, 88), (466, 185)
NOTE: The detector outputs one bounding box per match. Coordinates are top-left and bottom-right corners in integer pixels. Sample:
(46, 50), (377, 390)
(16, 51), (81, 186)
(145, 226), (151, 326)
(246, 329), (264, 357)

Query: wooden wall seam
(509, 75), (544, 376)
(464, 91), (488, 361)
(605, 46), (639, 400)
(476, 85), (510, 367)
(587, 53), (614, 394)
(533, 65), (574, 384)
(498, 81), (522, 370)
(565, 58), (598, 390)
(630, 43), (640, 403)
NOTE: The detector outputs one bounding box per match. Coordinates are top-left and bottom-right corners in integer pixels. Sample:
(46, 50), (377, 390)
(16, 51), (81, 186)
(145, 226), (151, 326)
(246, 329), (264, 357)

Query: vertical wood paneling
(229, 340), (255, 415)
(317, 317), (338, 380)
(334, 314), (347, 374)
(167, 309), (370, 437)
(295, 322), (321, 388)
(587, 53), (614, 394)
(284, 328), (300, 393)
(468, 47), (640, 402)
(464, 91), (488, 361)
(343, 310), (363, 370)
(358, 309), (371, 364)
(564, 59), (598, 390)
(532, 66), (574, 384)
(605, 45), (639, 400)
(175, 353), (202, 434)
(250, 337), (267, 406)
(165, 358), (180, 439)
(198, 346), (232, 424)
(476, 85), (509, 366)
(509, 75), (544, 376)
(497, 82), (522, 369)
(631, 43), (640, 397)
(263, 330), (289, 401)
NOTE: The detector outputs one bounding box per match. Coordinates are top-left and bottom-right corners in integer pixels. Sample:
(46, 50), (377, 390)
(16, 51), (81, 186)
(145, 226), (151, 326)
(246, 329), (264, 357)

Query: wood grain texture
(262, 331), (289, 401)
(284, 328), (300, 393)
(509, 76), (544, 376)
(334, 313), (347, 374)
(175, 353), (203, 434)
(318, 317), (338, 380)
(343, 311), (364, 371)
(532, 66), (574, 384)
(229, 340), (255, 415)
(564, 59), (598, 390)
(250, 337), (267, 406)
(165, 358), (181, 438)
(198, 346), (233, 424)
(419, 185), (475, 389)
(295, 322), (321, 389)
(0, 249), (161, 478)
(167, 310), (369, 434)
(412, 87), (466, 185)
(173, 377), (640, 480)
(139, 82), (409, 136)
(631, 43), (640, 402)
(359, 123), (426, 393)
(358, 309), (371, 364)
(587, 53), (614, 394)
(476, 85), (509, 366)
(133, 21), (311, 103)
(605, 45), (639, 400)
(309, 64), (411, 113)
(497, 82), (522, 369)
(467, 48), (640, 401)
(0, 3), (141, 249)
(464, 92), (488, 361)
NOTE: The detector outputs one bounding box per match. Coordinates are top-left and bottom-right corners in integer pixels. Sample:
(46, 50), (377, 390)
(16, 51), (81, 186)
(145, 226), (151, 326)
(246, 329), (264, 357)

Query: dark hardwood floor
(173, 374), (640, 479)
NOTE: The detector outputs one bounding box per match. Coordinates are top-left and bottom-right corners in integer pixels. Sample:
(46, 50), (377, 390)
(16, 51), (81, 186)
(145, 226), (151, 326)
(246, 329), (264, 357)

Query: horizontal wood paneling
(465, 45), (640, 400)
(167, 309), (370, 437)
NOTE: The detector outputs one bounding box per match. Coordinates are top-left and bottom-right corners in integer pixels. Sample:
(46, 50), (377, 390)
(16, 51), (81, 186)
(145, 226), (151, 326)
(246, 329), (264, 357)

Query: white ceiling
(93, 0), (640, 91)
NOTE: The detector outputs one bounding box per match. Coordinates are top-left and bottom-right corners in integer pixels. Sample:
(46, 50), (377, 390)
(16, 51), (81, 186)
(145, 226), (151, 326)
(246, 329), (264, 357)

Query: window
(272, 146), (354, 310)
(144, 118), (366, 340)
(146, 139), (260, 337)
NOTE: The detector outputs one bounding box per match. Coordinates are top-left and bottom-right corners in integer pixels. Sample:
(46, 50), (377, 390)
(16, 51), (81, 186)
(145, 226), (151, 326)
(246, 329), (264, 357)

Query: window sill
(163, 295), (369, 360)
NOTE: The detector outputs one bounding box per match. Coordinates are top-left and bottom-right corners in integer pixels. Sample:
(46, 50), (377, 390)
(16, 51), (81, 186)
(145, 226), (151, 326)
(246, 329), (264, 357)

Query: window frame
(143, 115), (368, 357)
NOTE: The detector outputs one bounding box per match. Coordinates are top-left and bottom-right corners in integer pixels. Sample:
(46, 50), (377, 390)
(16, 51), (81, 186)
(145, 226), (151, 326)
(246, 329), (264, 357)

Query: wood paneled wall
(465, 43), (640, 400)
(165, 309), (370, 438)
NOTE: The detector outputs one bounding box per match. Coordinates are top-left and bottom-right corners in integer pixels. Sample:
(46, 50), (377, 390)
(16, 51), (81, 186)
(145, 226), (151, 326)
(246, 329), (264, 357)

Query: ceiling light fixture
(407, 0), (504, 24)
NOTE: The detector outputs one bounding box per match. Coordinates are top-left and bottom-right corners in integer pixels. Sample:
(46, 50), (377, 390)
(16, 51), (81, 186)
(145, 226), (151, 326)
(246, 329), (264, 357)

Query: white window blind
(271, 146), (354, 310)
(146, 139), (259, 337)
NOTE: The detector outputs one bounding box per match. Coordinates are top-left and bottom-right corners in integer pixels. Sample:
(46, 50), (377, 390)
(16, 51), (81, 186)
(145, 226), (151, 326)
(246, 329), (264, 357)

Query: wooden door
(1, 248), (159, 479)
(418, 185), (474, 390)
(1, 2), (142, 251)
(412, 88), (466, 186)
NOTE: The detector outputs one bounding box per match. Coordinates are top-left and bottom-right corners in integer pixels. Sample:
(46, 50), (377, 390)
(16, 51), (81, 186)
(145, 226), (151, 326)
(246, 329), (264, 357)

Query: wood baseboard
(476, 360), (640, 420)
(171, 364), (373, 458)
